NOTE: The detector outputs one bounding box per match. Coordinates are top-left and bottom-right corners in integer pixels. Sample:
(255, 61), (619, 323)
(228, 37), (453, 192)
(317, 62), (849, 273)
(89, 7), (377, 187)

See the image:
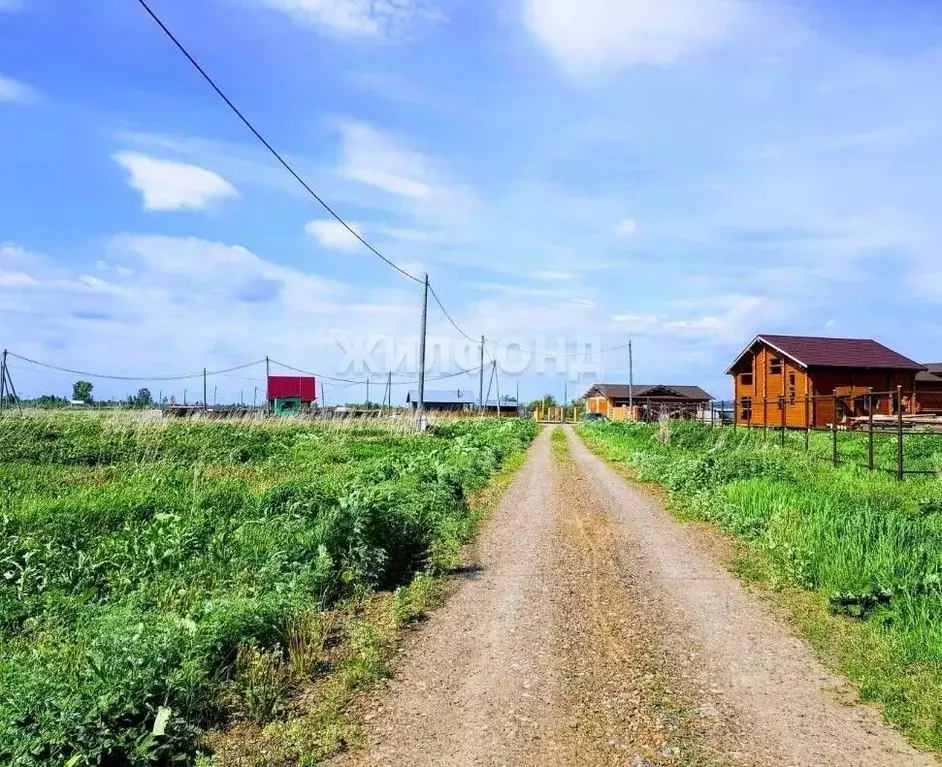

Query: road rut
(332, 426), (938, 766)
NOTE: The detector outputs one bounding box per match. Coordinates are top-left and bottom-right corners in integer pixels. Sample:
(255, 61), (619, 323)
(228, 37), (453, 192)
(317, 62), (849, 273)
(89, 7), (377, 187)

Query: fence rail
(698, 390), (942, 480)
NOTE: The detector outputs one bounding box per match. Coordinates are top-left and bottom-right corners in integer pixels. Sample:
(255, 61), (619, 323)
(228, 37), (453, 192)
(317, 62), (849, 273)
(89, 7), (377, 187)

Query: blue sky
(1, 0), (942, 404)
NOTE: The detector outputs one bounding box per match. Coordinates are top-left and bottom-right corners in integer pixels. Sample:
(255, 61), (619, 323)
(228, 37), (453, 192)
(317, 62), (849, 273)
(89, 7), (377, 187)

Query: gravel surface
(331, 426), (939, 766)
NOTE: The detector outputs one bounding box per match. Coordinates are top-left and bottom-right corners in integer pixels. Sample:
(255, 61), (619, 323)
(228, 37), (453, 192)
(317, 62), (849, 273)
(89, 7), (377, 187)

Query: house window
(740, 372), (753, 386)
(740, 396), (752, 422)
(788, 373), (796, 405)
(770, 358), (783, 375)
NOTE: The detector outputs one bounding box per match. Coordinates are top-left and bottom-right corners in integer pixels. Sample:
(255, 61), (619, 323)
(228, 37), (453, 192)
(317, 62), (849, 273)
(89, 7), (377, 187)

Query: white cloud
(610, 295), (774, 344)
(614, 218), (637, 235)
(250, 0), (444, 39)
(0, 74), (36, 103)
(523, 0), (744, 73)
(337, 121), (433, 199)
(305, 219), (364, 251)
(112, 152), (238, 211)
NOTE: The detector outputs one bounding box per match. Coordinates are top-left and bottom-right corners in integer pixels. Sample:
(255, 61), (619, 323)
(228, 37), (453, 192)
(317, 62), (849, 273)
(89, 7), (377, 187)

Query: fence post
(897, 384), (904, 481)
(779, 395), (786, 446)
(867, 390), (874, 472)
(805, 395), (811, 451)
(832, 391), (839, 467)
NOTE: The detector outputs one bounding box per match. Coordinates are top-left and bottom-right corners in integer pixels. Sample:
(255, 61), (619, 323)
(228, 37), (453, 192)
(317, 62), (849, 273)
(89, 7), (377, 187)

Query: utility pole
(0, 349), (6, 416)
(496, 360), (502, 419)
(416, 273), (429, 427)
(1, 354), (21, 415)
(366, 378), (370, 408)
(479, 335), (485, 414)
(516, 380), (519, 413)
(253, 386), (257, 408)
(213, 386), (217, 408)
(265, 356), (271, 414)
(564, 379), (568, 421)
(485, 360), (496, 417)
(386, 372), (392, 413)
(628, 339), (634, 410)
(203, 368), (208, 411)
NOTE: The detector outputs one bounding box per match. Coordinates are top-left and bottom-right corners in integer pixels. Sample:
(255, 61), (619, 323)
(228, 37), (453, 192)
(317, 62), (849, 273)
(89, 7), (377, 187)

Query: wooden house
(727, 335), (925, 428)
(584, 383), (712, 421)
(916, 363), (942, 414)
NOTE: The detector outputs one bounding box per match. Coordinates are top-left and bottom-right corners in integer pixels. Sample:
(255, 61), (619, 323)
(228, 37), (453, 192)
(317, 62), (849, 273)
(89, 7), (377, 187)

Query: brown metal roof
(585, 383), (713, 401)
(917, 364), (942, 385)
(727, 334), (925, 372)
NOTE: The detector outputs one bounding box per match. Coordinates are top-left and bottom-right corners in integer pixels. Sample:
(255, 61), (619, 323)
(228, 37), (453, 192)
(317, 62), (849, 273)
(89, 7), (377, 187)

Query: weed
(234, 645), (292, 725)
(283, 611), (334, 680)
(392, 571), (442, 625)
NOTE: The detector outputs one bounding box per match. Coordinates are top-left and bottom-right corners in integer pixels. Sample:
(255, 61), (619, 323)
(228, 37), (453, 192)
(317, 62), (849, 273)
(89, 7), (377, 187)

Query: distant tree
(526, 394), (558, 412)
(500, 395), (517, 404)
(34, 394), (68, 408)
(72, 380), (94, 403)
(133, 388), (153, 408)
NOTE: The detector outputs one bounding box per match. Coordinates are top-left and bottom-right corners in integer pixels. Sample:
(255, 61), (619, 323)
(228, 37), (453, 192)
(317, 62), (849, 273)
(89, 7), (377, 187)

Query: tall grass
(580, 420), (942, 749)
(0, 411), (536, 765)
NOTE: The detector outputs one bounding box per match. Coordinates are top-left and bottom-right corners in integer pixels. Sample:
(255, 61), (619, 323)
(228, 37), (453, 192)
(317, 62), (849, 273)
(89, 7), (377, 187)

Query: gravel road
(332, 426), (938, 766)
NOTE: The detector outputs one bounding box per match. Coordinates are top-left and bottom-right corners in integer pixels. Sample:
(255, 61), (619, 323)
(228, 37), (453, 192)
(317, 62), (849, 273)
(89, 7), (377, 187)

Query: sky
(2, 0), (942, 405)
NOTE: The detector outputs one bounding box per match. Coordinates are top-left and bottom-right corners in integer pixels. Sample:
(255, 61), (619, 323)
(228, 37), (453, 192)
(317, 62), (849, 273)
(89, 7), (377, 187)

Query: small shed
(267, 375), (316, 416)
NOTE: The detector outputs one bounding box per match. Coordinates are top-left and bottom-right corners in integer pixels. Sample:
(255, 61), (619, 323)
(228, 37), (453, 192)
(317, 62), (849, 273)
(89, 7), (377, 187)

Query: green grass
(0, 411), (536, 765)
(578, 420), (942, 751)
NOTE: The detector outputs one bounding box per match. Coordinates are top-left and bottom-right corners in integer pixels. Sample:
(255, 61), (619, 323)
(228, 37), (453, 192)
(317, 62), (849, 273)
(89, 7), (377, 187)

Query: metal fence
(704, 390), (942, 480)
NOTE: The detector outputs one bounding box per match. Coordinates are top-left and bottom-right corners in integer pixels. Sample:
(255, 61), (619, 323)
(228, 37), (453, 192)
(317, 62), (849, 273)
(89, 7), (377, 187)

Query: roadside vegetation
(579, 420), (942, 751)
(0, 412), (535, 765)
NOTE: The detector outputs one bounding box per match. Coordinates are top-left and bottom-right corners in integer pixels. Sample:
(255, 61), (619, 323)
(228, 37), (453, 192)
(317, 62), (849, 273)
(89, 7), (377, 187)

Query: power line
(428, 283), (478, 343)
(268, 359), (366, 384)
(484, 338), (634, 358)
(7, 352), (264, 381)
(270, 357), (485, 387)
(134, 0), (422, 285)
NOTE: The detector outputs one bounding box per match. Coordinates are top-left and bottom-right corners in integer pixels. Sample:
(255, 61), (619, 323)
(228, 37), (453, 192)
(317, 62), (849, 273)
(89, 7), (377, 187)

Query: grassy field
(579, 420), (942, 751)
(0, 412), (536, 766)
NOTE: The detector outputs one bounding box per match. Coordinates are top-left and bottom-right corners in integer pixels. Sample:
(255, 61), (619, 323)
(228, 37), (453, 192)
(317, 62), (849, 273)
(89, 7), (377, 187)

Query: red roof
(267, 375), (316, 401)
(728, 335), (925, 372)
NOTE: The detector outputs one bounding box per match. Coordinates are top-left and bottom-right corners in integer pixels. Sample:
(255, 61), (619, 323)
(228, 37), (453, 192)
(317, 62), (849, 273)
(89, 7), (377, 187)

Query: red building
(267, 375), (316, 403)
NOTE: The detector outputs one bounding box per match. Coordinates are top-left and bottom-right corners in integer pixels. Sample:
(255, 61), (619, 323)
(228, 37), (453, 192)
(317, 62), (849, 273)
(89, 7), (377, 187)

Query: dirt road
(333, 427), (937, 766)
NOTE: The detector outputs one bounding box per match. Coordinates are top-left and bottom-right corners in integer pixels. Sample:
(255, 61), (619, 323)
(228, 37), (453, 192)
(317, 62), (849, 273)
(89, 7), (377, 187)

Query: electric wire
(7, 352), (264, 382)
(134, 0), (422, 285)
(427, 283), (478, 343)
